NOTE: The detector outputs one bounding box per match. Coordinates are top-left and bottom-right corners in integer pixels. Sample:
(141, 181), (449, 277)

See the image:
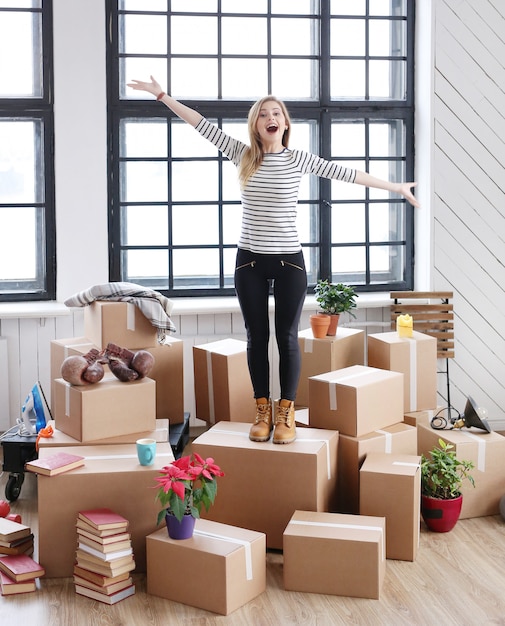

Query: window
(108, 0), (414, 296)
(0, 0), (55, 302)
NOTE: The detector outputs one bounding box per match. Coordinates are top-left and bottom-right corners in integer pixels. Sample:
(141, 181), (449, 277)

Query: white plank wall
(433, 0), (505, 425)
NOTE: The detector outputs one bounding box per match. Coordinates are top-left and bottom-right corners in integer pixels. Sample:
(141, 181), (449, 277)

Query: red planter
(326, 314), (340, 336)
(421, 494), (463, 532)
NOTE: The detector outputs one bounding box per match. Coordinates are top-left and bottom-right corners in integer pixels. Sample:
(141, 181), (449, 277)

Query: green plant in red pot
(154, 453), (224, 539)
(420, 438), (475, 532)
(313, 279), (357, 336)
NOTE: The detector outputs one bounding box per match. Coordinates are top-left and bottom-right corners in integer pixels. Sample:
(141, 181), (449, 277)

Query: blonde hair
(238, 96), (292, 188)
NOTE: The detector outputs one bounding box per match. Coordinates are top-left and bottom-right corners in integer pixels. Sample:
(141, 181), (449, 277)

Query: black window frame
(106, 0), (415, 297)
(0, 0), (56, 303)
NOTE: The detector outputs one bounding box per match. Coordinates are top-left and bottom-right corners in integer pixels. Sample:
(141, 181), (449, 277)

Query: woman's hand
(127, 75), (163, 98)
(398, 182), (420, 208)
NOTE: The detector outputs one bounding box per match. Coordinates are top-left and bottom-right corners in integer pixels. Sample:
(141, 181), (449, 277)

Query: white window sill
(0, 292), (392, 320)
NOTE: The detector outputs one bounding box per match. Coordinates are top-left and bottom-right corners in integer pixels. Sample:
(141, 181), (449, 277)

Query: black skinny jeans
(234, 248), (307, 401)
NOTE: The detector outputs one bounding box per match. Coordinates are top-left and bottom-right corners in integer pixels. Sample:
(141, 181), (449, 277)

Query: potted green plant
(313, 279), (358, 336)
(420, 438), (475, 532)
(154, 453), (224, 539)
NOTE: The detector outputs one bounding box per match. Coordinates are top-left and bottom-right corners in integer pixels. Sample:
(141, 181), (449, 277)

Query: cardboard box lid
(284, 510), (385, 547)
(38, 442), (174, 474)
(194, 338), (247, 356)
(310, 364), (402, 387)
(360, 452), (421, 476)
(368, 330), (436, 345)
(299, 327), (364, 342)
(38, 420), (169, 447)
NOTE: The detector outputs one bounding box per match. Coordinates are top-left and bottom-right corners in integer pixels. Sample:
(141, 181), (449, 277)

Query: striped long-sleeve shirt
(195, 118), (357, 255)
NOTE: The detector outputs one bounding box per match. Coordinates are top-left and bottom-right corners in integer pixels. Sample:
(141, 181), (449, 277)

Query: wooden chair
(390, 291), (454, 409)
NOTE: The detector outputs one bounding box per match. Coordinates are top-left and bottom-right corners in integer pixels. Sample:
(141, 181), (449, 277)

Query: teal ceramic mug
(136, 438), (156, 466)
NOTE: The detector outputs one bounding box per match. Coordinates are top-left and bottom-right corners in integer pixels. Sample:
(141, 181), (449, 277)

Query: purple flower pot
(165, 511), (196, 540)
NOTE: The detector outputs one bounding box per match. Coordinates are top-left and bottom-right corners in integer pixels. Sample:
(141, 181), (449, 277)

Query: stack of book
(0, 518), (34, 559)
(0, 554), (45, 596)
(73, 508), (135, 604)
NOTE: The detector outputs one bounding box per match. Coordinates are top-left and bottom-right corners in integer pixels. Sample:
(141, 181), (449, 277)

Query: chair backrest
(390, 291), (454, 359)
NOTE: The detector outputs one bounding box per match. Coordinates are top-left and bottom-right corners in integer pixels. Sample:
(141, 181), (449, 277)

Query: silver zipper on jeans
(280, 260), (304, 271)
(235, 261), (256, 270)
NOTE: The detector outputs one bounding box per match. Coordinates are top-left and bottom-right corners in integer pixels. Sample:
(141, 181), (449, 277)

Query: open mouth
(266, 124), (278, 134)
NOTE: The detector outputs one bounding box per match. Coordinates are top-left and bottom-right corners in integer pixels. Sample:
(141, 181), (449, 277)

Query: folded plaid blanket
(64, 282), (176, 341)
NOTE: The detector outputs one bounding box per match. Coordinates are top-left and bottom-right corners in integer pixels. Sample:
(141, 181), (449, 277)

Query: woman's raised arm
(127, 75), (203, 128)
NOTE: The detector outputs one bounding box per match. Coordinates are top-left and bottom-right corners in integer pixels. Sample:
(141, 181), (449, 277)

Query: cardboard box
(337, 422), (418, 514)
(50, 337), (99, 414)
(417, 424), (505, 518)
(146, 519), (266, 615)
(368, 331), (437, 412)
(53, 374), (156, 442)
(146, 337), (184, 424)
(38, 419), (169, 448)
(308, 365), (404, 437)
(84, 301), (158, 349)
(37, 442), (174, 577)
(193, 339), (256, 424)
(404, 406), (444, 430)
(283, 510), (385, 599)
(359, 452), (421, 561)
(192, 422), (338, 550)
(296, 327), (365, 407)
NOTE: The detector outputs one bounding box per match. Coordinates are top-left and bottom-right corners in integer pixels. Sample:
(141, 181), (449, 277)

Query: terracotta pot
(165, 511), (196, 540)
(310, 313), (331, 338)
(421, 494), (463, 532)
(326, 314), (340, 336)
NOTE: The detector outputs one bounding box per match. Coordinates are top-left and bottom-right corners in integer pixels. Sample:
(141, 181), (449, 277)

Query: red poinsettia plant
(154, 453), (225, 525)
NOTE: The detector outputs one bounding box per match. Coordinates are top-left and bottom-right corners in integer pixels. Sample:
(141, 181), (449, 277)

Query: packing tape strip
(392, 461), (421, 468)
(214, 429), (333, 480)
(375, 429), (392, 453)
(193, 529), (253, 580)
(407, 338), (417, 411)
(289, 519), (385, 561)
(328, 368), (377, 411)
(206, 350), (216, 424)
(304, 337), (314, 353)
(127, 302), (136, 330)
(459, 431), (487, 471)
(65, 382), (71, 416)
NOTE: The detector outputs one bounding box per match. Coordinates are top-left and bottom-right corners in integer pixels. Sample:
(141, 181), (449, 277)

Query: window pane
(0, 206), (39, 280)
(331, 0), (366, 15)
(331, 19), (365, 56)
(171, 16), (217, 54)
(171, 162), (219, 202)
(0, 120), (41, 203)
(271, 18), (317, 56)
(272, 59), (317, 99)
(370, 60), (405, 99)
(172, 205), (219, 246)
(369, 203), (405, 243)
(121, 161), (168, 202)
(331, 60), (365, 99)
(223, 205), (241, 245)
(370, 245), (404, 283)
(369, 0), (406, 17)
(122, 206), (168, 246)
(123, 120), (167, 158)
(173, 248), (219, 286)
(222, 17), (267, 55)
(122, 14), (167, 55)
(332, 247), (366, 280)
(369, 19), (406, 57)
(122, 57), (168, 99)
(332, 122), (365, 157)
(332, 204), (365, 243)
(121, 0), (168, 10)
(272, 0), (318, 14)
(222, 59), (268, 98)
(221, 0), (267, 13)
(0, 11), (42, 97)
(123, 249), (169, 287)
(171, 58), (218, 98)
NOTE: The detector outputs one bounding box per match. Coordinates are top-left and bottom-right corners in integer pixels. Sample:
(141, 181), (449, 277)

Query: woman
(128, 76), (420, 445)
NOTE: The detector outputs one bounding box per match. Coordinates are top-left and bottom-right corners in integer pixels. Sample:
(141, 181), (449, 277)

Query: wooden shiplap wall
(433, 0), (505, 424)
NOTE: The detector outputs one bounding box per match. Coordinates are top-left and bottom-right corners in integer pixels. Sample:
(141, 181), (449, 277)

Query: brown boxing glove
(61, 348), (105, 385)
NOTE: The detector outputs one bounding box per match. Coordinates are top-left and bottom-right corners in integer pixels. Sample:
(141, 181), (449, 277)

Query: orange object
(36, 424), (54, 451)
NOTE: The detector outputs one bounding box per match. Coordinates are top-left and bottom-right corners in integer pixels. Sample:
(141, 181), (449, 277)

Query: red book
(75, 582), (135, 604)
(73, 564), (130, 588)
(0, 554), (45, 582)
(0, 571), (36, 596)
(78, 508), (129, 532)
(25, 452), (85, 476)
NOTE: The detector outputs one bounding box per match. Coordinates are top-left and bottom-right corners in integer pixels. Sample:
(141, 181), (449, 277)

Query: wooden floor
(1, 446), (505, 625)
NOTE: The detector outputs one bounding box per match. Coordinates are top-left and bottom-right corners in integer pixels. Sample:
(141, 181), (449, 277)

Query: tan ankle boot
(249, 398), (273, 442)
(273, 399), (296, 444)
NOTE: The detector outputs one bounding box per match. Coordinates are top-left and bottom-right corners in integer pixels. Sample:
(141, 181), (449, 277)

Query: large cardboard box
(50, 337), (99, 414)
(53, 374), (156, 442)
(404, 406), (444, 431)
(283, 510), (385, 599)
(359, 452), (421, 561)
(146, 519), (266, 615)
(192, 422), (338, 550)
(193, 339), (256, 424)
(308, 365), (404, 436)
(84, 301), (158, 349)
(38, 419), (169, 448)
(337, 422), (417, 514)
(417, 424), (505, 518)
(296, 327), (365, 407)
(368, 331), (437, 412)
(146, 337), (184, 424)
(37, 442), (174, 577)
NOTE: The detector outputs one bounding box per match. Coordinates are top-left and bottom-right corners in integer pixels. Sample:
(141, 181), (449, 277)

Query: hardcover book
(73, 564), (131, 588)
(75, 518), (128, 538)
(0, 571), (37, 596)
(77, 535), (132, 554)
(0, 519), (32, 543)
(76, 527), (131, 545)
(0, 536), (34, 557)
(73, 574), (133, 596)
(77, 542), (133, 562)
(25, 452), (85, 476)
(77, 508), (129, 532)
(75, 553), (135, 578)
(0, 554), (45, 582)
(75, 582), (135, 605)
